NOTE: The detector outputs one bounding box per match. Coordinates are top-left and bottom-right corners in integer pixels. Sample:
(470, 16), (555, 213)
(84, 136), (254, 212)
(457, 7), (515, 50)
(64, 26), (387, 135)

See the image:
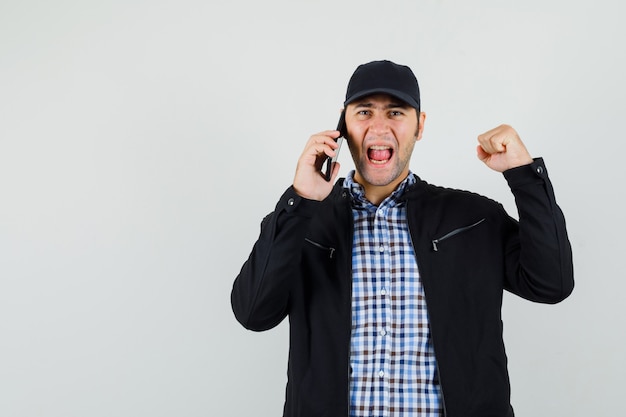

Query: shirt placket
(374, 204), (392, 416)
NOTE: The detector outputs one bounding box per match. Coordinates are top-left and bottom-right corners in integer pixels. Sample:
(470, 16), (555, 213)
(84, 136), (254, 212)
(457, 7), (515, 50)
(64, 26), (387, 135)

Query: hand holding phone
(323, 111), (346, 181)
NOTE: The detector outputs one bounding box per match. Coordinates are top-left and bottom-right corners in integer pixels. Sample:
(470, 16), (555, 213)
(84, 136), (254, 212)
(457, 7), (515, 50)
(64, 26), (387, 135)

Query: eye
(389, 110), (404, 117)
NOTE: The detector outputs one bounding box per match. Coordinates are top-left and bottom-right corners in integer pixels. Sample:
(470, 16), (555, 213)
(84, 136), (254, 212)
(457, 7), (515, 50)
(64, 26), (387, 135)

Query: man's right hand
(293, 130), (342, 201)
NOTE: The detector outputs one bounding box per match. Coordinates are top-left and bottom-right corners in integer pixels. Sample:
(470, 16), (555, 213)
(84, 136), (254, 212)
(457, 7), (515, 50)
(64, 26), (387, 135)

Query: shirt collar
(343, 170), (416, 208)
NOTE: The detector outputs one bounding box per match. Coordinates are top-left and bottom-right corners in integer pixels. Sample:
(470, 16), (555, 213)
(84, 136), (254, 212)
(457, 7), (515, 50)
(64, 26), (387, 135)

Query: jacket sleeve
(231, 186), (321, 331)
(502, 158), (574, 303)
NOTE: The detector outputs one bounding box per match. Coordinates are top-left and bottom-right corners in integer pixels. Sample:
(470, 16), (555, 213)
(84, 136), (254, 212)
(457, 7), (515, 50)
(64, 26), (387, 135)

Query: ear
(415, 111), (427, 141)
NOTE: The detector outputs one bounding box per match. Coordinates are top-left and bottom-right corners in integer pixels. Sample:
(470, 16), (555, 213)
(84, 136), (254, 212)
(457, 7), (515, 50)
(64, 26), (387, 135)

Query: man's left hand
(476, 124), (534, 172)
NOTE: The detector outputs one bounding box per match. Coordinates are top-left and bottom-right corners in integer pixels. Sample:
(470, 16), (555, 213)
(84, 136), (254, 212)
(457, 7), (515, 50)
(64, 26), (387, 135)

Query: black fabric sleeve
(502, 158), (574, 303)
(231, 186), (322, 330)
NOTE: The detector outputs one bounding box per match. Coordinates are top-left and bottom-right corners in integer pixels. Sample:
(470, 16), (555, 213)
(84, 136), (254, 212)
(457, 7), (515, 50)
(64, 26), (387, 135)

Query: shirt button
(380, 288), (387, 296)
(380, 329), (387, 336)
(536, 166), (544, 175)
(287, 198), (295, 206)
(379, 370), (385, 378)
(379, 245), (385, 253)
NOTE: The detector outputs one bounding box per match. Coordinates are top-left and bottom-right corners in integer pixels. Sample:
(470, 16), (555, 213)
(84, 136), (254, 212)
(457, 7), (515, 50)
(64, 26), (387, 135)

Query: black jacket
(231, 159), (574, 417)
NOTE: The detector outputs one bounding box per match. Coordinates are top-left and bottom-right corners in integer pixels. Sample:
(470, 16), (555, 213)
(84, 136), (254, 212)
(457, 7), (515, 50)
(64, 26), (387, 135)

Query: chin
(360, 168), (401, 187)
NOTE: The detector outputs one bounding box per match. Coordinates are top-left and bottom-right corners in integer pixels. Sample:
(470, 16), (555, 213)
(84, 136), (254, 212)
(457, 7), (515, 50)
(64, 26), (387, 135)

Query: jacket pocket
(431, 218), (486, 251)
(304, 238), (336, 259)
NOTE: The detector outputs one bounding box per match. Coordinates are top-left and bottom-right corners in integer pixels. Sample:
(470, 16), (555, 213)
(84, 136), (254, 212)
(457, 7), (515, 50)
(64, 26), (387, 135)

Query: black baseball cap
(343, 60), (420, 110)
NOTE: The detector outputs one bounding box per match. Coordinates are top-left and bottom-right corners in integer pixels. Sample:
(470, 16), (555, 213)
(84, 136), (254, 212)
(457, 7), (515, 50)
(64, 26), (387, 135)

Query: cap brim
(344, 88), (420, 109)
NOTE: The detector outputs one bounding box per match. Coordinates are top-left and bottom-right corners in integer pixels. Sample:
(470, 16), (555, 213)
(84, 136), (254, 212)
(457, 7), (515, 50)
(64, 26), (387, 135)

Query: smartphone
(324, 111), (346, 181)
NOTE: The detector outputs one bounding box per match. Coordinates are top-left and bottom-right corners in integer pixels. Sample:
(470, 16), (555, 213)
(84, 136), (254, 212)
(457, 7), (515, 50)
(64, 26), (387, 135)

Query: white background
(1, 0), (624, 416)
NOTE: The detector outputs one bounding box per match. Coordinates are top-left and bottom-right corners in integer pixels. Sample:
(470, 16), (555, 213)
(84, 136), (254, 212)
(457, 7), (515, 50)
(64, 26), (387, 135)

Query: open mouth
(367, 145), (393, 165)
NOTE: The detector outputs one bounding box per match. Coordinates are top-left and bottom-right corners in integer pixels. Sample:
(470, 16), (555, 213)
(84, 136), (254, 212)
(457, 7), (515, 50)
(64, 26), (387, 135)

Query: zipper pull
(432, 240), (439, 252)
(304, 238), (336, 259)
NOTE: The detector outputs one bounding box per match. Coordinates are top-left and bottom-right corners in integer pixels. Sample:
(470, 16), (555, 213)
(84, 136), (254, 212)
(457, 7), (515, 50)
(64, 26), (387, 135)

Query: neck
(356, 173), (409, 206)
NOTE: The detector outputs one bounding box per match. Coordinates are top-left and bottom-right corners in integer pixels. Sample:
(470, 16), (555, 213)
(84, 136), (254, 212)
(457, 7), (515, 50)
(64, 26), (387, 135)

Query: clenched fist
(477, 124), (533, 172)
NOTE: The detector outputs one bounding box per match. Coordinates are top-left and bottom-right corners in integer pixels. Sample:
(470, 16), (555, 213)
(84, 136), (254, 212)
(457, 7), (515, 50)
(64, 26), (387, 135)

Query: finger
(477, 126), (511, 155)
(308, 133), (340, 149)
(307, 143), (337, 162)
(304, 136), (340, 161)
(477, 133), (503, 155)
(476, 144), (490, 162)
(310, 130), (342, 142)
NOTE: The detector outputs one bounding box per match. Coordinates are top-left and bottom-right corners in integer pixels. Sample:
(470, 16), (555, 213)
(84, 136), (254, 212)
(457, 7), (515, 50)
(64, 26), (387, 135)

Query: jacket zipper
(304, 238), (336, 259)
(431, 218), (486, 251)
(407, 202), (449, 417)
(347, 257), (352, 417)
(435, 361), (448, 417)
(340, 192), (354, 417)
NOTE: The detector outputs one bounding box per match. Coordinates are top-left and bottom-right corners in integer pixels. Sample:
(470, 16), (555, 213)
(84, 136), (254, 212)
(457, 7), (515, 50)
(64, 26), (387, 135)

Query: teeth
(368, 145), (392, 165)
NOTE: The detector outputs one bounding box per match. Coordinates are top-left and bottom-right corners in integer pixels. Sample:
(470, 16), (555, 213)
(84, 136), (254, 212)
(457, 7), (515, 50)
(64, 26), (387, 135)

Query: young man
(231, 60), (574, 417)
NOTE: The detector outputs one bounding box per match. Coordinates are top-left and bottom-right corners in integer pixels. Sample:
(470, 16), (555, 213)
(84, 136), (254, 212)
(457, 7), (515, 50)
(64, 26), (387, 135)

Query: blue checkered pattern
(345, 172), (442, 417)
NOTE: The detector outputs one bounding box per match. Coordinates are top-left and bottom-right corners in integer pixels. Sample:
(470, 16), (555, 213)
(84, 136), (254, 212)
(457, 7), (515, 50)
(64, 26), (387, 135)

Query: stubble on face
(351, 133), (417, 188)
(345, 95), (422, 201)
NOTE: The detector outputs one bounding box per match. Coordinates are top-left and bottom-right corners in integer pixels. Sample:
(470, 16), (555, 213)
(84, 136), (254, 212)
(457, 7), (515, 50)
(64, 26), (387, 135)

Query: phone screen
(324, 111), (346, 181)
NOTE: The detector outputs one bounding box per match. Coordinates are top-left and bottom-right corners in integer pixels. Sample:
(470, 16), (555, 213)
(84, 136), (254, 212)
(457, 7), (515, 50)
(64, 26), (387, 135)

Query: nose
(368, 113), (391, 135)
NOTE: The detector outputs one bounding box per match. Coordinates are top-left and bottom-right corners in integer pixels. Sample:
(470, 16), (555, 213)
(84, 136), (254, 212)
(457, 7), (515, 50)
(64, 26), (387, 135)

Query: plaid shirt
(345, 172), (442, 417)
